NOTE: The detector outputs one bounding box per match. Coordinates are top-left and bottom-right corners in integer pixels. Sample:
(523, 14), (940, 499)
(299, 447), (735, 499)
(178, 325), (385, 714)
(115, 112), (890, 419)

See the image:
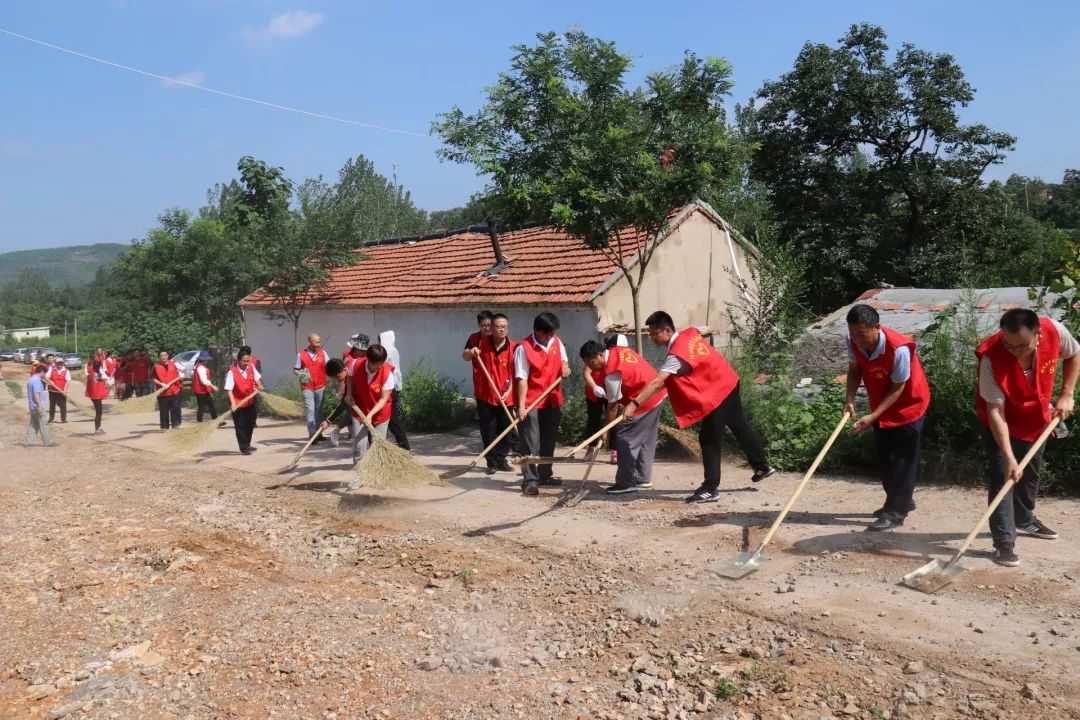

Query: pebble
(903, 661), (925, 674)
(417, 656), (442, 671)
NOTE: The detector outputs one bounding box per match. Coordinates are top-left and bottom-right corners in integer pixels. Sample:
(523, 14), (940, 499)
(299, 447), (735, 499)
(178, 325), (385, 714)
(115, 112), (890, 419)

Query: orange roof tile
(241, 203), (717, 308)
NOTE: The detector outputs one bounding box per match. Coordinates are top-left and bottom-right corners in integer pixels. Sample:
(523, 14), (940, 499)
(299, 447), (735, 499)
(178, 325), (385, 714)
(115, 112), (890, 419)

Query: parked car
(171, 350), (201, 380)
(37, 348), (60, 360)
(63, 354), (83, 370)
(25, 347), (44, 363)
(0, 349), (14, 361)
(13, 348), (29, 362)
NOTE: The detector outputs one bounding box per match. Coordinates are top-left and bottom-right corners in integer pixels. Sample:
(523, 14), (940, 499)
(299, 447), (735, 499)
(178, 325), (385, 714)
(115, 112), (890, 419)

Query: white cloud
(159, 70), (206, 88)
(245, 10), (324, 43)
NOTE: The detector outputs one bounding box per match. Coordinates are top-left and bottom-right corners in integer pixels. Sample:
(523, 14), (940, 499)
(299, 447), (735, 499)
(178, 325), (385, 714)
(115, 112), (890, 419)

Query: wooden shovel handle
(754, 411), (851, 553)
(474, 376), (562, 462)
(566, 414), (625, 458)
(474, 355), (515, 425)
(945, 420), (1057, 567)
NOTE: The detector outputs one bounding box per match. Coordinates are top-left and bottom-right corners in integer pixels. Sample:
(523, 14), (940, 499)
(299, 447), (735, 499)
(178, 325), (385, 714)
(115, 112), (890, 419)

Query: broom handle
(474, 377), (562, 462)
(229, 389), (261, 413)
(290, 426), (325, 466)
(754, 412), (851, 554)
(151, 376), (180, 398)
(474, 356), (516, 425)
(566, 414), (625, 457)
(944, 420), (1057, 568)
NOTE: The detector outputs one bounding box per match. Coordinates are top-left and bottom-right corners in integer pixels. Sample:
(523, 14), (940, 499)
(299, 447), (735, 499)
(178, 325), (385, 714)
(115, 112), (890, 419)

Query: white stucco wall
(242, 304), (602, 392)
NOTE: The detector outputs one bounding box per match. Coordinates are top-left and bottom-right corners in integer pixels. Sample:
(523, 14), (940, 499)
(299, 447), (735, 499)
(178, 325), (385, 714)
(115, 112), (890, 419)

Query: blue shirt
(27, 375), (47, 411)
(847, 331), (912, 383)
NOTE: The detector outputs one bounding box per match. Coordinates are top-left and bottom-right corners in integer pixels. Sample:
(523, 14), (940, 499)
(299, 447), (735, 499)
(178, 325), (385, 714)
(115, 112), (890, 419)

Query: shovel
(518, 414), (625, 466)
(711, 411), (851, 579)
(439, 377), (562, 480)
(901, 420), (1056, 594)
(562, 447), (600, 508)
(278, 426), (325, 474)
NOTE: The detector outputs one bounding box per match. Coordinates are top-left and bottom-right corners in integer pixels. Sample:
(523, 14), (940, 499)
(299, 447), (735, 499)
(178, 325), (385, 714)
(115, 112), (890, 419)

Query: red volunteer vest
(604, 347), (667, 416)
(849, 326), (930, 428)
(229, 365), (258, 408)
(349, 358), (394, 425)
(192, 362), (212, 395)
(115, 361), (131, 384)
(29, 362), (47, 376)
(466, 331), (484, 398)
(154, 361), (182, 397)
(132, 358), (150, 384)
(520, 335), (565, 408)
(976, 317), (1060, 442)
(664, 328), (739, 428)
(297, 348), (329, 390)
(48, 367), (69, 392)
(477, 335), (516, 406)
(85, 363), (109, 400)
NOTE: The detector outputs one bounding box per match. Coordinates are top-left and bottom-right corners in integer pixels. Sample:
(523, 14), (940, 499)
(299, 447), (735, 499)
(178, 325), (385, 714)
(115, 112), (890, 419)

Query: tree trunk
(631, 286), (644, 355)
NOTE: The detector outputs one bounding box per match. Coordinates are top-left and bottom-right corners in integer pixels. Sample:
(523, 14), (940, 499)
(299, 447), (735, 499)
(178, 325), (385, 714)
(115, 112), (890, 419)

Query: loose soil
(2, 385), (1079, 720)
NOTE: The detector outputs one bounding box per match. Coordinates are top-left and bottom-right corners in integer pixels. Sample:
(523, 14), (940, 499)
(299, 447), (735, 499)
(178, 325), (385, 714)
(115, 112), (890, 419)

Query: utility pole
(74, 316), (78, 355)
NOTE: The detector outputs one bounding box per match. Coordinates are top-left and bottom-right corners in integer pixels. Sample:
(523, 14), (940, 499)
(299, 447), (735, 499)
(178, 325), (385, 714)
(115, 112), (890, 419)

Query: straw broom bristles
(350, 408), (438, 490)
(659, 423), (702, 459)
(44, 380), (92, 416)
(168, 410), (233, 455)
(258, 392), (306, 420)
(110, 378), (180, 415)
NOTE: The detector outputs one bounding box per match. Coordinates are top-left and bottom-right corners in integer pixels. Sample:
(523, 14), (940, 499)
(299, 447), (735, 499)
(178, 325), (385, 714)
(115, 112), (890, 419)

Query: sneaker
(635, 480), (654, 489)
(496, 460), (514, 472)
(873, 503), (915, 518)
(538, 477), (563, 487)
(329, 427), (341, 447)
(1017, 518), (1058, 540)
(485, 466), (498, 475)
(241, 448), (253, 456)
(606, 484), (638, 495)
(867, 515), (904, 532)
(609, 450), (618, 465)
(522, 482), (539, 496)
(751, 466), (778, 483)
(686, 487), (720, 503)
(583, 446), (598, 463)
(95, 429), (105, 435)
(993, 544), (1020, 567)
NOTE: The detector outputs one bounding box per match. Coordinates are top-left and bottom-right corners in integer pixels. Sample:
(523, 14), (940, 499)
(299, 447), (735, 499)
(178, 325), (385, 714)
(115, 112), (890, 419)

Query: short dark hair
(846, 304), (880, 327)
(366, 343), (388, 363)
(477, 310), (494, 324)
(45, 353), (54, 359)
(492, 313), (509, 324)
(645, 311), (675, 330)
(579, 340), (604, 360)
(34, 364), (46, 374)
(239, 345), (252, 355)
(326, 358), (345, 376)
(1000, 308), (1041, 333)
(236, 348), (251, 361)
(534, 312), (560, 333)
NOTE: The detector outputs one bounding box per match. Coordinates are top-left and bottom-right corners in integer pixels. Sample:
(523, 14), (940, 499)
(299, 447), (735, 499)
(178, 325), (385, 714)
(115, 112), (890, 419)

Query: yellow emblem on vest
(688, 337), (711, 358)
(620, 349), (639, 363)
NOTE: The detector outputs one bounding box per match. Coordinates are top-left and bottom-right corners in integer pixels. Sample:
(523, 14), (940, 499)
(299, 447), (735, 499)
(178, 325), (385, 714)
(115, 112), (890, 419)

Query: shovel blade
(439, 464), (474, 480)
(277, 464), (298, 475)
(901, 559), (965, 594)
(710, 551), (764, 579)
(562, 488), (590, 508)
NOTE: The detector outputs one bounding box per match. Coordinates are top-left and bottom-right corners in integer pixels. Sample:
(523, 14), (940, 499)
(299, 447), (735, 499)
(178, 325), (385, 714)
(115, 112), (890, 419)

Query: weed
(456, 565), (477, 588)
(714, 676), (739, 700)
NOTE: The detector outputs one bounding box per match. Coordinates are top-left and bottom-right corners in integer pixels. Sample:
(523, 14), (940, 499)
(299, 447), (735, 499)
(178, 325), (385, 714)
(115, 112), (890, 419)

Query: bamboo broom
(167, 390), (258, 455)
(349, 403), (438, 490)
(43, 378), (91, 416)
(110, 377), (180, 414)
(259, 391), (306, 420)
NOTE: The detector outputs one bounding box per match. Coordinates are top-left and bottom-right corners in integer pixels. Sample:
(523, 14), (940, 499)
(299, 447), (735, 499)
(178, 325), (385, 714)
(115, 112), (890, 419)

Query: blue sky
(1, 0), (1077, 252)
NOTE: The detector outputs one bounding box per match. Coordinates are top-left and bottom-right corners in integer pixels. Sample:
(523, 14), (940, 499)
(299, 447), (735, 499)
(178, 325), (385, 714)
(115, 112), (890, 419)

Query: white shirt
(846, 331), (912, 383)
(658, 327), (710, 375)
(195, 365), (212, 386)
(979, 320), (1079, 405)
(513, 334), (568, 380)
(223, 365), (261, 391)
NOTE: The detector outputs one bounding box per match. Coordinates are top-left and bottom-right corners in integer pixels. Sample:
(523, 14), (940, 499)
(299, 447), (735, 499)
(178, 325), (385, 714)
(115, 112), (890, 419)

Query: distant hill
(0, 243), (129, 287)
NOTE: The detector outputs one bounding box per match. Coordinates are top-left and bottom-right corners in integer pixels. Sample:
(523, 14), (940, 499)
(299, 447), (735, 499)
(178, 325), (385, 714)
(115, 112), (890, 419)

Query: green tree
(434, 30), (744, 350)
(749, 23), (1016, 309)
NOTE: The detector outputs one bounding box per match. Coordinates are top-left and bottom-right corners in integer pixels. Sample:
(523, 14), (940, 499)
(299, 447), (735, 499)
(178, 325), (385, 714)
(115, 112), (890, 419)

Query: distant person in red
(294, 333), (330, 441)
(85, 357), (109, 435)
(345, 344), (395, 488)
(46, 356), (71, 423)
(630, 311), (776, 504)
(465, 313), (517, 473)
(191, 351), (218, 422)
(976, 308), (1080, 567)
(844, 304), (931, 532)
(114, 352), (131, 400)
(225, 348), (263, 455)
(153, 350), (183, 430)
(133, 350), (152, 396)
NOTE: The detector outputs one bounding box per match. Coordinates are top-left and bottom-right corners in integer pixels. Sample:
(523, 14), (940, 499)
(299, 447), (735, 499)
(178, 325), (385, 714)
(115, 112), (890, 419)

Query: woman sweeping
(224, 348), (263, 455)
(85, 357), (109, 434)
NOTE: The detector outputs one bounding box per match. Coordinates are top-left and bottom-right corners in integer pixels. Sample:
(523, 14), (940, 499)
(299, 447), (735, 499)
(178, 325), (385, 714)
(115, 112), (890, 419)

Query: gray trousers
(983, 427), (1045, 545)
(26, 409), (53, 446)
(303, 387), (326, 437)
(519, 406), (561, 484)
(352, 417), (389, 464)
(613, 403), (662, 487)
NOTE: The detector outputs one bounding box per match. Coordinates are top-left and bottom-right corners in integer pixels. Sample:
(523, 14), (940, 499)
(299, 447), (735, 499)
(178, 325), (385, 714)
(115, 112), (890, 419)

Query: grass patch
(5, 380), (22, 398)
(714, 676), (739, 700)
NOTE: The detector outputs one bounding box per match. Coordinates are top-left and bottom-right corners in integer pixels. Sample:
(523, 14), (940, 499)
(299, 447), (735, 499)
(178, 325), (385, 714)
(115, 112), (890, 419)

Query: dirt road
(2, 387), (1078, 720)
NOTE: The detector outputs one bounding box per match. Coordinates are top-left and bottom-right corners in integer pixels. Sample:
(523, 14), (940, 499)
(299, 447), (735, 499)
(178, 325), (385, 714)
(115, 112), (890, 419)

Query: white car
(171, 350), (201, 380)
(63, 354), (83, 369)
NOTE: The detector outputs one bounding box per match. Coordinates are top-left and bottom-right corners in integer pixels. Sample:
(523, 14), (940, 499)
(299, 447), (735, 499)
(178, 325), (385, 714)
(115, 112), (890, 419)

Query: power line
(0, 27), (433, 139)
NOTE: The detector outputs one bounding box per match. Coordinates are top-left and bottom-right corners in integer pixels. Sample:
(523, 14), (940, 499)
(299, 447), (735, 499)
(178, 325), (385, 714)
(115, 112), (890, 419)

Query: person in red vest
(85, 357), (109, 435)
(630, 311), (776, 503)
(46, 355), (71, 423)
(225, 348), (263, 455)
(344, 344), (395, 487)
(580, 339), (668, 495)
(134, 350), (152, 396)
(29, 353), (51, 376)
(463, 310), (494, 402)
(294, 333), (330, 441)
(114, 352), (131, 400)
(843, 304), (932, 531)
(515, 312), (571, 496)
(153, 350), (183, 430)
(191, 350), (218, 422)
(465, 313), (517, 473)
(976, 308), (1079, 566)
(583, 334), (628, 465)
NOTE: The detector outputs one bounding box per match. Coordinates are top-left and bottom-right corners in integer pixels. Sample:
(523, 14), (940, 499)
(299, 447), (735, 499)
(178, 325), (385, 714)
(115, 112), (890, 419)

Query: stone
(417, 656), (442, 671)
(1021, 682), (1041, 699)
(903, 661), (925, 674)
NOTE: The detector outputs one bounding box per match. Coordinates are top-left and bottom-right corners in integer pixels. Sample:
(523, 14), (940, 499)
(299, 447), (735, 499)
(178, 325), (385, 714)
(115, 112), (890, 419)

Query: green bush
(401, 359), (464, 432)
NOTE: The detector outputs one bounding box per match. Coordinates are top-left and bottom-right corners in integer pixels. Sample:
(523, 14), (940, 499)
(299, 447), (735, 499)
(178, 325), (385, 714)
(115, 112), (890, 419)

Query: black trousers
(387, 389), (410, 450)
(158, 394), (182, 429)
(478, 400), (512, 467)
(91, 399), (103, 431)
(48, 391), (67, 423)
(520, 406), (562, 484)
(699, 382), (770, 491)
(873, 416), (924, 519)
(585, 397), (619, 449)
(233, 404), (258, 451)
(195, 393), (218, 422)
(982, 427), (1046, 546)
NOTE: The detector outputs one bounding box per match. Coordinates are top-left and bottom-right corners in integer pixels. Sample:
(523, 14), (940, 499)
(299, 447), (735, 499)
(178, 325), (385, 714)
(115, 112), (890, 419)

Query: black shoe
(867, 515), (904, 532)
(522, 482), (539, 496)
(1017, 518), (1058, 539)
(606, 484), (638, 495)
(496, 460), (514, 472)
(873, 503), (915, 518)
(993, 544), (1020, 567)
(241, 448), (254, 456)
(686, 487), (720, 503)
(485, 466), (497, 475)
(751, 466), (778, 483)
(538, 477), (562, 487)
